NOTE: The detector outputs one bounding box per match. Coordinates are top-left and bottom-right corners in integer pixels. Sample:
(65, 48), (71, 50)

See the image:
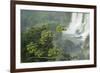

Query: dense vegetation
(21, 10), (89, 62)
(21, 24), (71, 62)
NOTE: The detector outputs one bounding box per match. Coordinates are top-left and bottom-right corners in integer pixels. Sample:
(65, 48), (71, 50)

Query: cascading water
(62, 12), (90, 59)
(63, 13), (89, 40)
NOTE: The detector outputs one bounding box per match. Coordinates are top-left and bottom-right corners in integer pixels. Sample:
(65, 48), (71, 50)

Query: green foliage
(40, 30), (53, 45)
(35, 50), (44, 57)
(26, 42), (37, 54)
(21, 24), (71, 62)
(20, 10), (75, 62)
(48, 47), (61, 58)
(56, 25), (66, 32)
(56, 25), (63, 32)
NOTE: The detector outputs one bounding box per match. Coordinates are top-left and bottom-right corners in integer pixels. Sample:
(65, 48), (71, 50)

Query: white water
(61, 13), (90, 59)
(62, 12), (90, 41)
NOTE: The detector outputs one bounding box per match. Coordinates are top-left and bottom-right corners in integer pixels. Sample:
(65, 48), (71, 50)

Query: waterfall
(59, 12), (90, 59)
(62, 12), (90, 41)
(65, 13), (83, 34)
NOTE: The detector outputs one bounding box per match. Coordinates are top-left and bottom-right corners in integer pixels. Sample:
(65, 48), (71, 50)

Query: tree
(21, 24), (71, 62)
